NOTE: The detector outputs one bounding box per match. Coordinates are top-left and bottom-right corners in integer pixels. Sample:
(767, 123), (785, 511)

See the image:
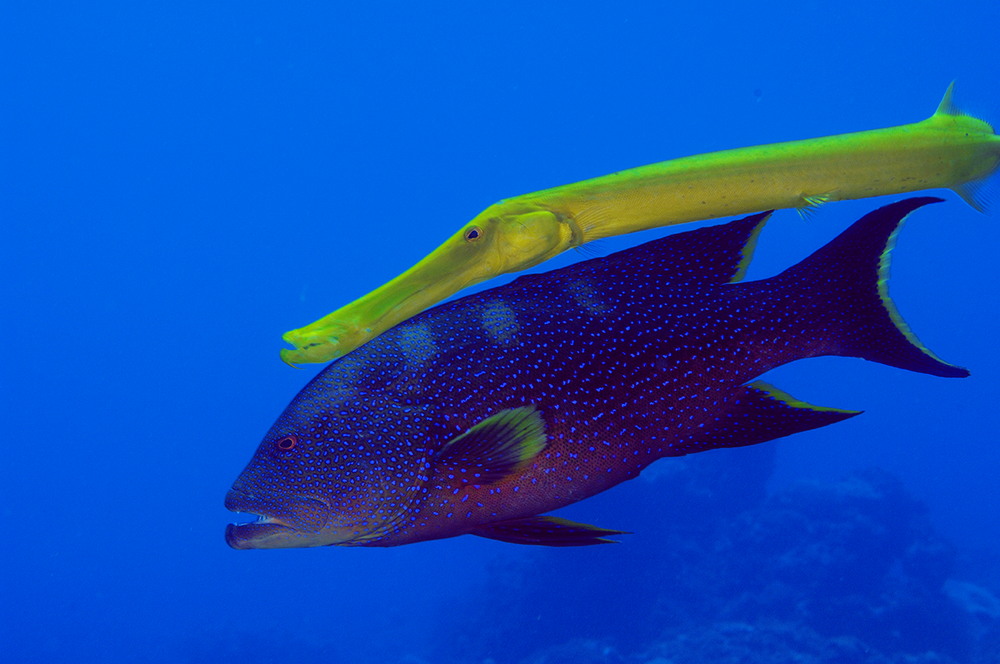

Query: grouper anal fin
(662, 381), (861, 458)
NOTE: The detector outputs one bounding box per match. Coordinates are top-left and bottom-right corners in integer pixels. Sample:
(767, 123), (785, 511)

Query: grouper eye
(464, 226), (483, 242)
(275, 435), (298, 451)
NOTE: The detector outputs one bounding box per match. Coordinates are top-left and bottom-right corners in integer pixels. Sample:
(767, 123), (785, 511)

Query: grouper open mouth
(224, 489), (331, 550)
(225, 520), (296, 550)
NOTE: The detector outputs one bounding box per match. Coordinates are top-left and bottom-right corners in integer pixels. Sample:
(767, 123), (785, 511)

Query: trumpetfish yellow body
(281, 83), (999, 365)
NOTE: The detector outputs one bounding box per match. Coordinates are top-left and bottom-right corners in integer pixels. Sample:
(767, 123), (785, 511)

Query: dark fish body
(226, 197), (966, 549)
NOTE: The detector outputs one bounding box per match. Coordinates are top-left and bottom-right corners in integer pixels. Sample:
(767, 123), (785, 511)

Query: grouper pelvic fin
(435, 406), (547, 485)
(666, 381), (860, 457)
(472, 515), (627, 546)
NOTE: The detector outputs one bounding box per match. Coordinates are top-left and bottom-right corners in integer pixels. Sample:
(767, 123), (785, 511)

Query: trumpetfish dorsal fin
(934, 80), (958, 116)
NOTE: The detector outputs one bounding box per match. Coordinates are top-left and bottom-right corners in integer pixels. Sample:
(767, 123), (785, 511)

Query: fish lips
(225, 521), (295, 550)
(224, 489), (332, 550)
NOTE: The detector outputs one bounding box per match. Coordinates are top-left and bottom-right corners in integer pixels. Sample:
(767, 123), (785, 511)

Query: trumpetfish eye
(276, 435), (297, 450)
(464, 227), (482, 242)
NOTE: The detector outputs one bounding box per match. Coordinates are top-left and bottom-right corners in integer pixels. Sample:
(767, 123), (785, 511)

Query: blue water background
(4, 2), (999, 662)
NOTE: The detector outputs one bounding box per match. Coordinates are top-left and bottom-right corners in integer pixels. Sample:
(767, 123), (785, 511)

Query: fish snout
(224, 489), (333, 549)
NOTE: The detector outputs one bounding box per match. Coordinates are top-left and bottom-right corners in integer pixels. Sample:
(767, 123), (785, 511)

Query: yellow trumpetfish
(282, 83), (999, 365)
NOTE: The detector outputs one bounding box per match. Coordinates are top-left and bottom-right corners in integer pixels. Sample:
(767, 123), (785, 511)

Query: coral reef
(430, 445), (999, 664)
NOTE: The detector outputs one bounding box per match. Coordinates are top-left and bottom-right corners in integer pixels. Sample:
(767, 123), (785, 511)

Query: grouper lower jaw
(225, 521), (300, 550)
(225, 519), (388, 550)
(224, 490), (335, 549)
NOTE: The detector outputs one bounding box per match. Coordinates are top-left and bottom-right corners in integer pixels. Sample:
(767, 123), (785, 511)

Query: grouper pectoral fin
(434, 406), (547, 485)
(666, 381), (861, 457)
(472, 515), (628, 546)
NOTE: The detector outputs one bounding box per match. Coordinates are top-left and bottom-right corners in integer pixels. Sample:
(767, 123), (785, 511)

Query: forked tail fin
(774, 197), (968, 378)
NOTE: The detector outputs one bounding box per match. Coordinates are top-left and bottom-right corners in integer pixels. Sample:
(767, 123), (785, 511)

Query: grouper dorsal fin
(597, 209), (772, 285)
(435, 406), (547, 485)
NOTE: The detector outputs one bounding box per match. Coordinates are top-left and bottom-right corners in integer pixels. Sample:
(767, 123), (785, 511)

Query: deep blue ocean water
(5, 3), (999, 663)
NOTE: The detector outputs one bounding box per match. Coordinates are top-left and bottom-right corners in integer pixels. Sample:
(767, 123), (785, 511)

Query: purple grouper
(226, 197), (966, 549)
